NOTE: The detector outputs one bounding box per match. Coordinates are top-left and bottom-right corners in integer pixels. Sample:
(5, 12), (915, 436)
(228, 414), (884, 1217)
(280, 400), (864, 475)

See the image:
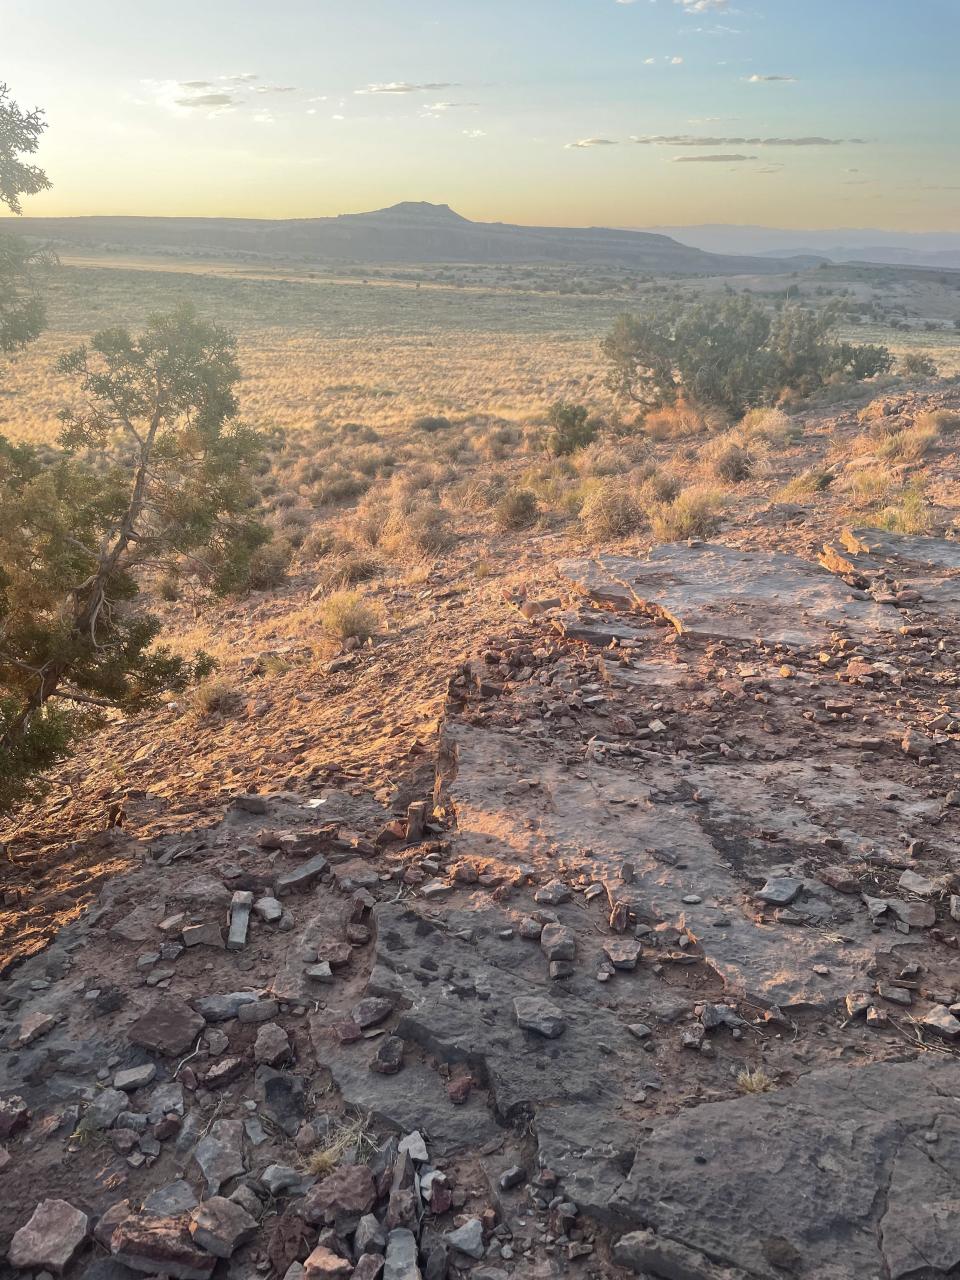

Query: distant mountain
(5, 201), (804, 275)
(647, 223), (960, 270)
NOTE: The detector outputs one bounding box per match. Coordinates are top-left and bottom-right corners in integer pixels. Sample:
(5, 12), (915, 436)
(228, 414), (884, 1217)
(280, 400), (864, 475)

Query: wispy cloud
(463, 128), (487, 139)
(253, 85), (297, 95)
(566, 137), (619, 148)
(673, 152), (756, 162)
(355, 81), (457, 95)
(675, 0), (730, 10)
(633, 134), (863, 146)
(142, 73), (295, 117)
(746, 74), (797, 83)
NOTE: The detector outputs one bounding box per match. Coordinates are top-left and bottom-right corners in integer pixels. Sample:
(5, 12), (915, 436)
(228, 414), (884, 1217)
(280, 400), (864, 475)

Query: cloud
(632, 134), (862, 146)
(670, 56), (685, 64)
(463, 128), (487, 138)
(253, 84), (297, 95)
(566, 137), (619, 148)
(173, 92), (235, 108)
(675, 0), (729, 9)
(673, 152), (756, 161)
(644, 57), (657, 64)
(355, 81), (457, 95)
(746, 74), (797, 82)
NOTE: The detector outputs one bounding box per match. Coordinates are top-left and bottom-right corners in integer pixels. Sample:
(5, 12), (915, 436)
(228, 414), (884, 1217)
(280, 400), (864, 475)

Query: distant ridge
(6, 202), (808, 275)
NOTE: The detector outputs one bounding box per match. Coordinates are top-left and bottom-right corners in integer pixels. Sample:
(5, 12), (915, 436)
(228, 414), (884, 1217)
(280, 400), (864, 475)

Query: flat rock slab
(558, 545), (900, 648)
(841, 526), (960, 571)
(442, 724), (885, 1010)
(611, 1057), (960, 1280)
(364, 901), (653, 1214)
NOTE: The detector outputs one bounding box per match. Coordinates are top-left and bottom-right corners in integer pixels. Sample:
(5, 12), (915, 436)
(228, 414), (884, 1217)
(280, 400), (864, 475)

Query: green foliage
(0, 83), (50, 215)
(899, 352), (938, 379)
(602, 296), (893, 416)
(0, 305), (268, 812)
(0, 83), (53, 358)
(546, 401), (598, 456)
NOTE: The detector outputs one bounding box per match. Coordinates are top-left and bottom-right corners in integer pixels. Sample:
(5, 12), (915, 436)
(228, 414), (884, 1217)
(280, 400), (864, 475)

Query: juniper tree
(0, 82), (53, 355)
(0, 305), (269, 811)
(603, 294), (892, 416)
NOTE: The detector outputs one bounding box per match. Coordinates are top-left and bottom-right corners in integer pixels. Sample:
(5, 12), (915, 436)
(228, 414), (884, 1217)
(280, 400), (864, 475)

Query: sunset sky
(2, 0), (958, 231)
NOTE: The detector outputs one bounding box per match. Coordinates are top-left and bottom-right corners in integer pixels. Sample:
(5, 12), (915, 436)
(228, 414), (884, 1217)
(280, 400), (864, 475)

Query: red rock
(447, 1076), (472, 1105)
(128, 998), (206, 1056)
(302, 1166), (376, 1222)
(111, 1214), (216, 1280)
(333, 1021), (362, 1044)
(352, 1254), (384, 1280)
(203, 1056), (244, 1087)
(303, 1244), (352, 1278)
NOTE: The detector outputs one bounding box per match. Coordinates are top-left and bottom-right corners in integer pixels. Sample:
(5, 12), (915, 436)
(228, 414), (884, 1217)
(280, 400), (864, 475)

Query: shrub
(300, 524), (338, 560)
(644, 399), (725, 439)
(876, 422), (939, 463)
(545, 401), (598, 456)
(318, 590), (381, 643)
(779, 469), (834, 499)
(245, 537), (292, 590)
(580, 483), (644, 540)
(877, 483), (934, 535)
(192, 677), (242, 718)
(412, 415), (452, 432)
(738, 407), (800, 446)
(915, 408), (960, 434)
(380, 500), (454, 560)
(603, 296), (892, 415)
(649, 487), (724, 542)
(493, 488), (539, 530)
(702, 439), (752, 483)
(899, 352), (938, 378)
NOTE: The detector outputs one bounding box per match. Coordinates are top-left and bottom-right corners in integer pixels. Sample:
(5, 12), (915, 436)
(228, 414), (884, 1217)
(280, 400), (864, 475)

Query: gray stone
(261, 1164), (305, 1195)
(253, 896), (283, 923)
(189, 1196), (257, 1258)
(182, 921), (225, 949)
(113, 1064), (157, 1092)
(142, 1181), (198, 1216)
(238, 998), (280, 1024)
(383, 1229), (421, 1280)
(610, 1057), (960, 1279)
(227, 891), (254, 951)
(513, 996), (566, 1038)
(9, 1199), (89, 1273)
(540, 923), (576, 962)
(147, 1082), (184, 1118)
(193, 991), (259, 1022)
(444, 1219), (484, 1260)
(355, 1215), (387, 1256)
(923, 1006), (960, 1039)
(757, 877), (803, 906)
(87, 1089), (128, 1130)
(276, 853), (329, 894)
(398, 1130), (428, 1162)
(254, 1022), (292, 1067)
(192, 1119), (245, 1194)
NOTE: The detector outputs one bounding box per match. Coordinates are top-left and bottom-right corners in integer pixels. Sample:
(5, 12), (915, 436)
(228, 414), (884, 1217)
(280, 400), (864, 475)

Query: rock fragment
(513, 996), (566, 1038)
(189, 1197), (257, 1258)
(9, 1199), (89, 1273)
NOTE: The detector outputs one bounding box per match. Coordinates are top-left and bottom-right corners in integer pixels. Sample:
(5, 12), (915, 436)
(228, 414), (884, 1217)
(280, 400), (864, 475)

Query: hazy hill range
(648, 223), (960, 271)
(7, 201), (810, 274)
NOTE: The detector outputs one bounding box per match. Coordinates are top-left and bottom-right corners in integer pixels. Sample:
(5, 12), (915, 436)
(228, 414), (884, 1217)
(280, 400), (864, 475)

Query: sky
(2, 0), (959, 231)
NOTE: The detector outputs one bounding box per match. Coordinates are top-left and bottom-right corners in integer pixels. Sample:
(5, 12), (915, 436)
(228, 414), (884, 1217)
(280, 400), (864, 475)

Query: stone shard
(444, 1218), (484, 1260)
(514, 996), (566, 1038)
(127, 998), (206, 1056)
(192, 1119), (246, 1195)
(611, 1057), (960, 1280)
(189, 1197), (257, 1259)
(840, 526), (960, 571)
(111, 1215), (216, 1280)
(301, 1165), (377, 1222)
(383, 1228), (421, 1280)
(9, 1199), (89, 1273)
(303, 1245), (352, 1278)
